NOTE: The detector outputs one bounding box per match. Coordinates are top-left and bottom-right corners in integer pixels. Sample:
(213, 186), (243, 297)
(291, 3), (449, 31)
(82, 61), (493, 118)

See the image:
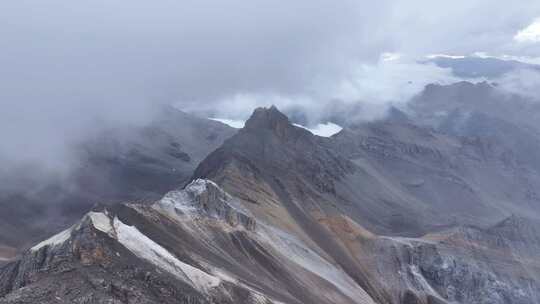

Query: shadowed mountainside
(0, 107), (236, 260)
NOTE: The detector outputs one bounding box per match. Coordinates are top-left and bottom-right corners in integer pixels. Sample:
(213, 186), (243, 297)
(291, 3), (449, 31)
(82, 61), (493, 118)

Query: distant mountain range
(427, 55), (540, 78)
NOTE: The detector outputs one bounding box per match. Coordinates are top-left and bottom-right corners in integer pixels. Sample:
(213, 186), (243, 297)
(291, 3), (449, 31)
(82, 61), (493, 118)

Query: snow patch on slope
(88, 211), (114, 236)
(156, 179), (216, 218)
(185, 178), (215, 196)
(380, 236), (436, 247)
(157, 188), (197, 218)
(31, 227), (72, 251)
(293, 122), (343, 137)
(209, 118), (245, 129)
(155, 179), (253, 223)
(113, 217), (221, 291)
(31, 211), (112, 252)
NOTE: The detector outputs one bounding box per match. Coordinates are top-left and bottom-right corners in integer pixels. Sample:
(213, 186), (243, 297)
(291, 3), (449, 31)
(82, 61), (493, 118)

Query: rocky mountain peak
(155, 179), (256, 230)
(243, 105), (301, 139)
(193, 106), (355, 196)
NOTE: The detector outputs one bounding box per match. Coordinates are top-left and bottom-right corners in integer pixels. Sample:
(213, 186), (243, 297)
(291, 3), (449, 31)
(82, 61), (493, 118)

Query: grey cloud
(2, 0), (540, 171)
(496, 68), (540, 101)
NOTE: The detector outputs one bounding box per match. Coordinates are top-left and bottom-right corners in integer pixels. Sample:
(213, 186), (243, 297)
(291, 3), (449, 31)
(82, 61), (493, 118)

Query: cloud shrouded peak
(2, 0), (540, 171)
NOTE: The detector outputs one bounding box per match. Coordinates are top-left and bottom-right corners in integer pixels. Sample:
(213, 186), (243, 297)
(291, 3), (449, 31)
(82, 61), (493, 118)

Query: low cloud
(496, 68), (540, 101)
(1, 0), (540, 176)
(190, 56), (460, 125)
(515, 18), (540, 43)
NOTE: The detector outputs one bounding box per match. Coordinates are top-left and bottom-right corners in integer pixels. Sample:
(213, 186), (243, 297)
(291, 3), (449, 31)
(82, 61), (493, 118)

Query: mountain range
(1, 82), (540, 303)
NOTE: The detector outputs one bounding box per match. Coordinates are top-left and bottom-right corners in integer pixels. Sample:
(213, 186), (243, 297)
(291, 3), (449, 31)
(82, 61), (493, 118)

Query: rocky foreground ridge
(1, 178), (538, 304)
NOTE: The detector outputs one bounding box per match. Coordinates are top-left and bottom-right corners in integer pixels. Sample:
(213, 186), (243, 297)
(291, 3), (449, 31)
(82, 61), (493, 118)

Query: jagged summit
(244, 105), (289, 130)
(241, 105), (313, 141)
(156, 179), (256, 231)
(192, 105), (353, 195)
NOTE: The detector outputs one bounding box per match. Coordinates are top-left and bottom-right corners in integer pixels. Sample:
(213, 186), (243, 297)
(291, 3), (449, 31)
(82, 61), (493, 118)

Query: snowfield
(113, 217), (222, 291)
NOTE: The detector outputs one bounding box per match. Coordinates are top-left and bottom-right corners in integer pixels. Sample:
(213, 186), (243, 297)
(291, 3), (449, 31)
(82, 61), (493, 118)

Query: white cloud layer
(192, 56), (461, 124)
(515, 18), (540, 43)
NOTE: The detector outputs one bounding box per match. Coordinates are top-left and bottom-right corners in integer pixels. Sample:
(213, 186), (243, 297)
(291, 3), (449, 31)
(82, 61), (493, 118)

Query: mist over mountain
(428, 55), (540, 78)
(3, 1), (540, 303)
(2, 105), (540, 304)
(2, 0), (540, 174)
(0, 107), (235, 260)
(3, 65), (540, 304)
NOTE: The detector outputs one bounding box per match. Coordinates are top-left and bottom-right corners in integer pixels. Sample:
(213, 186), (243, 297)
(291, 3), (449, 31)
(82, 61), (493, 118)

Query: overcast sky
(2, 0), (540, 169)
